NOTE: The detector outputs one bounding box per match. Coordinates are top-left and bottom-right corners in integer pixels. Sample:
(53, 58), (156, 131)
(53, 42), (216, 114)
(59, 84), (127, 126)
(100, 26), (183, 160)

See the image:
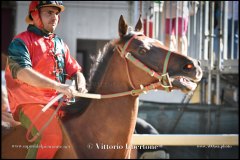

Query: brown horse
(2, 15), (202, 159)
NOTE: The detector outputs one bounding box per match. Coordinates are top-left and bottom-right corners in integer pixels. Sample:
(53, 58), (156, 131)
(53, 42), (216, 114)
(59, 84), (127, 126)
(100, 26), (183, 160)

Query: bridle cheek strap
(162, 50), (172, 92)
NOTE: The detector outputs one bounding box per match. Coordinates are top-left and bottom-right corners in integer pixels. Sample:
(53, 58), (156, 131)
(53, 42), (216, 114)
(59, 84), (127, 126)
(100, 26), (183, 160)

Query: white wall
(139, 90), (186, 103)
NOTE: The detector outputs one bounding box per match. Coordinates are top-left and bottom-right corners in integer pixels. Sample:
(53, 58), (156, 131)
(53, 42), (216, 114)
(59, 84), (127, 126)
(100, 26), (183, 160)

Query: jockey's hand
(76, 72), (88, 93)
(55, 84), (77, 99)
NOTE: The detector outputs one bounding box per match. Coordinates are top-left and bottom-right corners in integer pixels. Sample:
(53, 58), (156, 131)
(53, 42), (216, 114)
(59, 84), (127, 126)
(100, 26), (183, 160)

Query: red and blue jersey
(5, 24), (81, 116)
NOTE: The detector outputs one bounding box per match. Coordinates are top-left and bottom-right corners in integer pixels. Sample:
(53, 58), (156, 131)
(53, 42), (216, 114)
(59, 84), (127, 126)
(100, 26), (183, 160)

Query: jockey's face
(39, 6), (60, 33)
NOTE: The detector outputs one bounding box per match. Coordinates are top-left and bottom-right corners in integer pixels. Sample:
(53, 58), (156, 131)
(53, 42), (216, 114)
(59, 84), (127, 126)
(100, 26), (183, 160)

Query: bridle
(116, 34), (172, 92)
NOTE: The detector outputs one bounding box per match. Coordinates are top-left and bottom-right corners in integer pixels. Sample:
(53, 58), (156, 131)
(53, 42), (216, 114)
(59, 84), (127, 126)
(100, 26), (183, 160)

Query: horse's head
(116, 15), (203, 93)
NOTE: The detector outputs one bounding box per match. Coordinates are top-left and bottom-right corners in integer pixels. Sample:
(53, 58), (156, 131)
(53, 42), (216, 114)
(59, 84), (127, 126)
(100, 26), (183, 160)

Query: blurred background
(1, 1), (238, 158)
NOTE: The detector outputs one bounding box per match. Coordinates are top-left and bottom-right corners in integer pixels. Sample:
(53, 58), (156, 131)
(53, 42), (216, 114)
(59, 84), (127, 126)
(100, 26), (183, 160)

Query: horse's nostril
(198, 60), (201, 66)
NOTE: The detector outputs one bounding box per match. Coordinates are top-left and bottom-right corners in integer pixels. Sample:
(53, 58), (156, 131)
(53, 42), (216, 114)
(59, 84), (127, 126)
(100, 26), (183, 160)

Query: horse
(2, 15), (202, 159)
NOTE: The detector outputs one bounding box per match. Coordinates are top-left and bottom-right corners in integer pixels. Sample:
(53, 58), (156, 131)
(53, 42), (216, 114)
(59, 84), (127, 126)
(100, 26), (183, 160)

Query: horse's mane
(61, 40), (116, 119)
(87, 41), (116, 91)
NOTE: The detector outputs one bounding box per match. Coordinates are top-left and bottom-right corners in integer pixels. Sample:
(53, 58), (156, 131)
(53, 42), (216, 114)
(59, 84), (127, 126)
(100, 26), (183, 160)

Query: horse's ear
(135, 15), (143, 32)
(118, 15), (128, 37)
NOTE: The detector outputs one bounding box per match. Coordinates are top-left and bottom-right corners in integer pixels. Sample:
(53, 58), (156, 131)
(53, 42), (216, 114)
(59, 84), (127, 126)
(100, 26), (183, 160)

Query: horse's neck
(97, 50), (133, 93)
(64, 51), (139, 158)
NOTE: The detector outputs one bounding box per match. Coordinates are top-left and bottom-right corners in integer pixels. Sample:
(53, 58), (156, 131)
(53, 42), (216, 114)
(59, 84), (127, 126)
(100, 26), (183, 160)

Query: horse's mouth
(170, 76), (198, 93)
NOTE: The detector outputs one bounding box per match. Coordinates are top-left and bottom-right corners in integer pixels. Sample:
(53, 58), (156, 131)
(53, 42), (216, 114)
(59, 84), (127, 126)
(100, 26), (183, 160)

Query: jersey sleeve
(7, 38), (32, 79)
(63, 43), (82, 79)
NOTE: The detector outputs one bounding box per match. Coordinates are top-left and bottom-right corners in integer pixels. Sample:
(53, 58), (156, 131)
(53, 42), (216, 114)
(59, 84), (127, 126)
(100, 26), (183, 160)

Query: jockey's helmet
(25, 1), (64, 29)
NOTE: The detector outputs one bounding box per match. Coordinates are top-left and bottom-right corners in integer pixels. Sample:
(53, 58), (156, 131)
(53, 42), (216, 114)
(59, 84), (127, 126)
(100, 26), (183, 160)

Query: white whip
(42, 93), (64, 112)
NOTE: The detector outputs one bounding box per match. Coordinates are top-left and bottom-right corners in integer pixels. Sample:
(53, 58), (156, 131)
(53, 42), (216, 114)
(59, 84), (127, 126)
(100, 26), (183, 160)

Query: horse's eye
(137, 47), (147, 55)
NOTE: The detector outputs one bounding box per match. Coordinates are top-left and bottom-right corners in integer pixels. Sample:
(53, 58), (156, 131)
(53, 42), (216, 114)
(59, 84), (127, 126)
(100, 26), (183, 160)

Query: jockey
(5, 1), (87, 159)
